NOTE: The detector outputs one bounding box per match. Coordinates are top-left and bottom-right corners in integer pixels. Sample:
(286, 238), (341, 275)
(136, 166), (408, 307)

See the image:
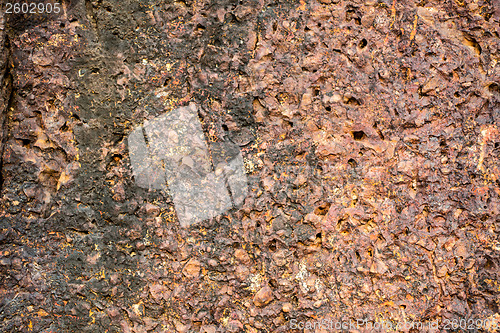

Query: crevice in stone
(0, 35), (14, 195)
(85, 0), (101, 43)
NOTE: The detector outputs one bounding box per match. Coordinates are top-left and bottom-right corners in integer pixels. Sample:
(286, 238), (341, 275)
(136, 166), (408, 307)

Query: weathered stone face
(0, 0), (500, 332)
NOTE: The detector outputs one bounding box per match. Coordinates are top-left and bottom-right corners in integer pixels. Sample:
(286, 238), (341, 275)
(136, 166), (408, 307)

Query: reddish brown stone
(253, 285), (274, 307)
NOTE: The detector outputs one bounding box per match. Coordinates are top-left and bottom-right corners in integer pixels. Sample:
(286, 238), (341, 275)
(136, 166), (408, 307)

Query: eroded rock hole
(377, 129), (385, 140)
(359, 38), (367, 49)
(352, 131), (366, 141)
(60, 122), (69, 132)
(488, 83), (500, 97)
(345, 96), (361, 106)
(346, 7), (362, 25)
(314, 202), (331, 216)
(20, 138), (31, 147)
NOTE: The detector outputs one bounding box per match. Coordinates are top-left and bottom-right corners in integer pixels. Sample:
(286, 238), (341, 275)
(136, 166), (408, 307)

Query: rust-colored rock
(182, 258), (201, 279)
(253, 285), (274, 307)
(1, 0), (499, 332)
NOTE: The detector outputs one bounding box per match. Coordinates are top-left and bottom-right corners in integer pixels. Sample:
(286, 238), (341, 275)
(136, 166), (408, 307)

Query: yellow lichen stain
(375, 289), (385, 300)
(56, 171), (72, 191)
(221, 308), (230, 326)
(47, 34), (71, 47)
(389, 0), (397, 28)
(243, 157), (255, 174)
(37, 309), (49, 317)
(410, 14), (418, 41)
(381, 300), (395, 307)
(297, 0), (306, 11)
(132, 301), (144, 317)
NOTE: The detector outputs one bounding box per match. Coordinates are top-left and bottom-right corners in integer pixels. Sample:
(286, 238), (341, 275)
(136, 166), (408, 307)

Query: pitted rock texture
(0, 0), (499, 332)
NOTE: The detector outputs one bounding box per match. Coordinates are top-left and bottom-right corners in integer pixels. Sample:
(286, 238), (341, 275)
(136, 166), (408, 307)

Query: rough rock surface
(0, 0), (499, 332)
